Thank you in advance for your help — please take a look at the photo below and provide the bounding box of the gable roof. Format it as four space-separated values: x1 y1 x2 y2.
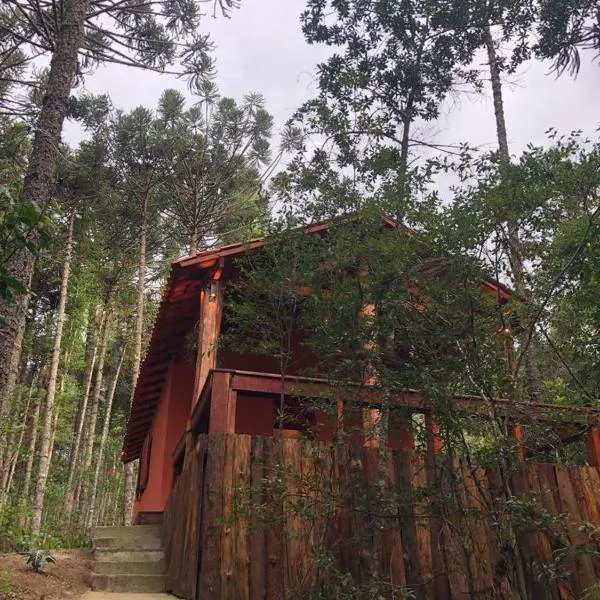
122 216 511 461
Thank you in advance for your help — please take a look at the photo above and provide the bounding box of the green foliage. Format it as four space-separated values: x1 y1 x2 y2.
0 568 15 599
296 0 485 220
0 187 53 302
26 549 55 573
584 581 600 600
534 0 600 75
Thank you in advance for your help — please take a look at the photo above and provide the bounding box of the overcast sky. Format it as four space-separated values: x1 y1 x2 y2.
63 0 600 166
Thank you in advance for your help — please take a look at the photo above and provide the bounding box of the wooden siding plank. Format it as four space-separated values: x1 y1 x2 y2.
233 435 251 600
555 464 596 597
381 450 406 591
220 434 236 599
249 436 266 600
411 452 435 600
197 434 226 600
264 436 284 600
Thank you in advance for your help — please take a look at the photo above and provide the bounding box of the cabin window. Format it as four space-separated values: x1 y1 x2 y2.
137 436 152 497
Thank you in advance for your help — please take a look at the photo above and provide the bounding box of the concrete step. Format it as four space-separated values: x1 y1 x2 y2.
82 593 173 599
92 525 161 541
94 550 164 563
92 526 162 552
94 536 162 551
91 573 166 593
93 559 165 576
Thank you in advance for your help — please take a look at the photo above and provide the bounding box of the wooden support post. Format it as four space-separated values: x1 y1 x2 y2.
209 371 237 434
362 408 381 448
335 399 344 438
360 303 382 448
511 422 525 462
390 409 414 452
192 276 224 408
425 413 442 457
586 425 600 466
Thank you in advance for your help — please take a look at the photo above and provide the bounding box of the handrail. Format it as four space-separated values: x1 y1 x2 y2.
173 368 600 468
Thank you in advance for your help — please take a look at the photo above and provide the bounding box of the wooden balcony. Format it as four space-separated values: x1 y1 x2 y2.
171 368 600 470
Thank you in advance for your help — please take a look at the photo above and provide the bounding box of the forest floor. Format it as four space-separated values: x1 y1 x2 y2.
0 550 91 599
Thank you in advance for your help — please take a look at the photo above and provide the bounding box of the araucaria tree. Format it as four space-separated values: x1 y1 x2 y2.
158 86 274 253
0 0 235 457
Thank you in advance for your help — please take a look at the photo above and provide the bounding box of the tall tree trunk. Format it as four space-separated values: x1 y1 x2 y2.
31 207 76 536
81 292 114 474
22 386 41 503
0 269 33 482
87 345 125 529
47 407 60 476
1 373 36 506
75 289 115 527
485 27 542 402
485 28 510 165
0 0 89 423
0 393 20 508
59 345 71 393
123 193 149 525
190 205 198 255
64 306 104 519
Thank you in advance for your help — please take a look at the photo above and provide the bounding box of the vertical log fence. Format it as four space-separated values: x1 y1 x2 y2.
163 433 600 600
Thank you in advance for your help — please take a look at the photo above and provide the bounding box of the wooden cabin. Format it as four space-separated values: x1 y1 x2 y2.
122 217 600 526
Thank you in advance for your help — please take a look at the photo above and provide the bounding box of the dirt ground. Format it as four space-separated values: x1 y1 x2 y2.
0 550 91 600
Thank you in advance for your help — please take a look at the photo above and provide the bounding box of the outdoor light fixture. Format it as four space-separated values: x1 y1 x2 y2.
209 279 219 300
209 265 223 300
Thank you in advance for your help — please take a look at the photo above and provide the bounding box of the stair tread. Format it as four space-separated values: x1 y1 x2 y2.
94 551 164 560
91 527 165 592
92 571 164 579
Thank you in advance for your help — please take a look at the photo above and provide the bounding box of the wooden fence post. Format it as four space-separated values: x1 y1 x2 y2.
425 413 442 457
511 422 525 462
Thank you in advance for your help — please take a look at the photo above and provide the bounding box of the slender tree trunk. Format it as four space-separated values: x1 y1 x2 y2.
0 269 33 482
74 308 112 525
190 206 198 255
81 293 114 473
65 306 104 518
4 426 25 503
22 388 41 502
485 27 542 402
66 309 102 501
87 345 125 529
485 28 510 165
47 407 60 475
31 208 76 536
123 193 149 525
75 289 115 528
0 396 20 507
0 0 90 421
485 27 539 600
112 471 123 525
59 345 71 393
1 374 36 505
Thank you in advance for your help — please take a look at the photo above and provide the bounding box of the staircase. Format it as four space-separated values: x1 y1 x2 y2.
91 525 166 593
